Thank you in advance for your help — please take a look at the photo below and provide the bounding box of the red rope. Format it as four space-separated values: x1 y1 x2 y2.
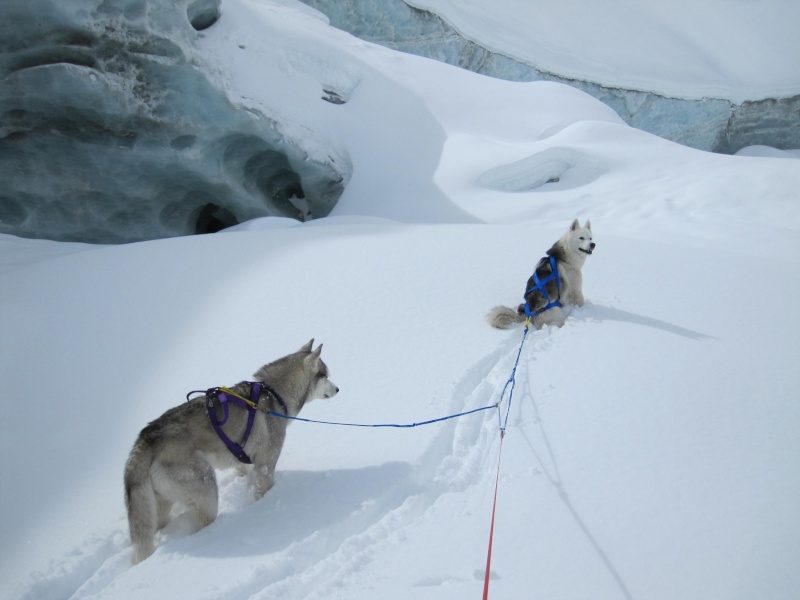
482 431 505 600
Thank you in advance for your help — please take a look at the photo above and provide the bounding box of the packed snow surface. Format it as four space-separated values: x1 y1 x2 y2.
1 1 799 599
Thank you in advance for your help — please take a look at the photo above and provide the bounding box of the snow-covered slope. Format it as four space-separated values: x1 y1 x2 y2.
1 1 799 599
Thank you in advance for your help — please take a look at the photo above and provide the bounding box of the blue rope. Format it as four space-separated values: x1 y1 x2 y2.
191 329 530 432
496 325 530 433
264 402 498 428
262 326 529 432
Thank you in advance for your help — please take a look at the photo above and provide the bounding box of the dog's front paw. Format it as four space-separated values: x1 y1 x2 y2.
252 467 275 499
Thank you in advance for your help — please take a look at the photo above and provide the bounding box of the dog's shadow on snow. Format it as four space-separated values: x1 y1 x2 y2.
576 304 715 340
515 355 637 600
167 461 413 559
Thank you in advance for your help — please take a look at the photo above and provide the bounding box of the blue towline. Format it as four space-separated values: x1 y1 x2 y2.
194 329 528 432
264 328 528 431
264 402 500 428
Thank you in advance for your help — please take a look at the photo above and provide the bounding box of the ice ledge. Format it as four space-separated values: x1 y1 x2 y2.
407 0 800 104
301 0 799 153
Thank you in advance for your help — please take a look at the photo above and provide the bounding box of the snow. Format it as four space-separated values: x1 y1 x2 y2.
2 1 800 599
409 0 800 102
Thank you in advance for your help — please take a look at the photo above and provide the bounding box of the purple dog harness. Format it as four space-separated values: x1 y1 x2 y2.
199 383 288 464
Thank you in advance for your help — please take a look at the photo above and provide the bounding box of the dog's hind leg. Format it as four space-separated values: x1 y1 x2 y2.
152 453 219 530
155 494 174 530
533 306 567 329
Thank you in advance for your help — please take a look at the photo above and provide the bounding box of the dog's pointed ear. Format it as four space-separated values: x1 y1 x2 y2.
304 344 322 369
570 218 580 231
585 219 592 230
299 339 314 353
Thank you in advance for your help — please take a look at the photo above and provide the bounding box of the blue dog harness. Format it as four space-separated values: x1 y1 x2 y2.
192 383 288 464
524 255 562 319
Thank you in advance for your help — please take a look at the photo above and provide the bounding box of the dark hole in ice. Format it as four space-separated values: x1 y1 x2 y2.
0 196 29 228
244 150 305 214
187 1 221 31
193 203 238 234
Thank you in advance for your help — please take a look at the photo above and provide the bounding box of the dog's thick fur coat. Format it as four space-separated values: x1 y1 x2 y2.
487 219 595 329
124 340 338 564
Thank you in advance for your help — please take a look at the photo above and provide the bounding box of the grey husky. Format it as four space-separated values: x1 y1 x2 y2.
124 340 338 564
486 219 595 329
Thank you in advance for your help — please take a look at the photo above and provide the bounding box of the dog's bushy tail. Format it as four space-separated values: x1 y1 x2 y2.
486 305 526 329
124 441 157 564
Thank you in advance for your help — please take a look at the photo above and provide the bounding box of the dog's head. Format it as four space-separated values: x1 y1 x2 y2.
567 218 595 256
254 340 339 406
300 340 339 400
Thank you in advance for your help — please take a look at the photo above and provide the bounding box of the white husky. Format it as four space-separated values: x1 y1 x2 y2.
487 219 595 329
124 340 338 563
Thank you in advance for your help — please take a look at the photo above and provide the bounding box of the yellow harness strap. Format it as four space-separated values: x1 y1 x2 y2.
219 387 259 410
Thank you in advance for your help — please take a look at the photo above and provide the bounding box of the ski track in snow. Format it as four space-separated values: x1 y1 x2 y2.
12 295 721 600
14 313 584 600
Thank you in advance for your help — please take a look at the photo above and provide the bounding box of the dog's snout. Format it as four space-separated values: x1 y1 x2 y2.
590 242 596 249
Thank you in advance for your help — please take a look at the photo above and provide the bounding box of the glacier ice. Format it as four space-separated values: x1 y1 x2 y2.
300 0 800 154
0 0 346 243
477 148 606 193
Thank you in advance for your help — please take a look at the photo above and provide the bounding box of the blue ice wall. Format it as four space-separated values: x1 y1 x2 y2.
0 0 345 243
301 0 799 154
